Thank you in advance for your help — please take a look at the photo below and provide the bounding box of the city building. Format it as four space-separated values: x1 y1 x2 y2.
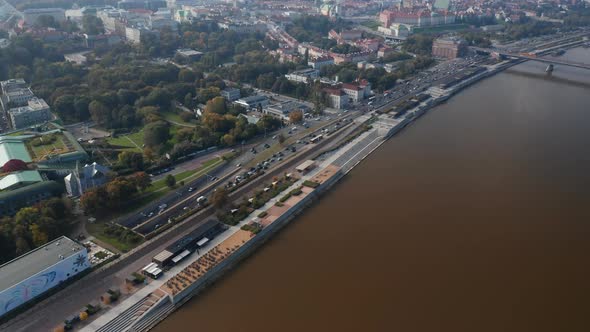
8 98 52 129
64 162 110 197
64 52 90 65
0 236 89 318
0 180 63 216
84 33 122 49
379 9 455 27
217 21 267 33
175 48 203 61
264 101 310 121
0 79 35 111
285 68 320 83
432 37 468 59
324 88 348 109
221 88 241 102
378 23 412 38
23 8 66 25
149 9 178 31
233 95 269 109
308 56 334 70
0 131 88 216
342 83 364 103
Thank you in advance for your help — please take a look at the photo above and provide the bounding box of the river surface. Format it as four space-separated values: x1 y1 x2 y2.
154 49 590 332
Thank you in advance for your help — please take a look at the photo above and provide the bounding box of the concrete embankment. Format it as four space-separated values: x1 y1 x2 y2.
99 61 522 332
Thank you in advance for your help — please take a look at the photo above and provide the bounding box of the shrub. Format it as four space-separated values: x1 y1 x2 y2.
302 180 320 188
258 211 268 218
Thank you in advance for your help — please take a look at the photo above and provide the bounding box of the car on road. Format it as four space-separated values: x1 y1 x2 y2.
188 187 194 192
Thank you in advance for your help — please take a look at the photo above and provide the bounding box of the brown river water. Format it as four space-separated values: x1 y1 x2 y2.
153 49 590 332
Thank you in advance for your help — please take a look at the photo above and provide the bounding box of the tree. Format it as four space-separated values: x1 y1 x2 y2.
211 188 228 209
278 134 286 145
29 224 48 247
205 96 227 114
165 174 176 188
178 69 196 82
117 151 144 171
82 15 104 35
143 121 170 148
88 100 110 127
289 110 303 123
130 172 151 191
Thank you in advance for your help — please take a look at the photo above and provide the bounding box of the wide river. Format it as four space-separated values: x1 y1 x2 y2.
154 49 590 332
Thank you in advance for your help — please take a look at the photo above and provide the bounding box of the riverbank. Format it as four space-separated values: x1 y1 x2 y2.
81 58 525 332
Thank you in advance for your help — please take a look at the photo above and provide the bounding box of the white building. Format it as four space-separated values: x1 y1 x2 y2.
234 95 269 109
308 56 334 70
8 98 52 129
285 68 319 83
324 88 348 109
378 23 412 38
0 236 89 318
0 79 35 111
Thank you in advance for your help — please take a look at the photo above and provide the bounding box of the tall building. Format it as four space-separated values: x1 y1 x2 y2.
0 236 89 318
432 37 468 59
0 79 35 111
8 98 52 129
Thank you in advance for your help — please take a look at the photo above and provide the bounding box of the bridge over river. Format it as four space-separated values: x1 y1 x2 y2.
472 35 590 71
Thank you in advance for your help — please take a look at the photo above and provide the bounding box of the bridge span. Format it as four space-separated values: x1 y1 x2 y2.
472 41 590 71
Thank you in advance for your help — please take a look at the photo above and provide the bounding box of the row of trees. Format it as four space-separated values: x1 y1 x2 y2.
80 172 151 215
0 198 73 264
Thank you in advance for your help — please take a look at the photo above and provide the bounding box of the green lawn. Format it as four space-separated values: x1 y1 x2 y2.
107 130 144 152
86 222 144 253
162 110 196 126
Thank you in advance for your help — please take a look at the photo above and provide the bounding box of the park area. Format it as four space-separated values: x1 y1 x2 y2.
106 130 145 152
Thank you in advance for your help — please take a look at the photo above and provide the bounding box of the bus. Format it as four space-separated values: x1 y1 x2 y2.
368 96 376 102
310 135 323 143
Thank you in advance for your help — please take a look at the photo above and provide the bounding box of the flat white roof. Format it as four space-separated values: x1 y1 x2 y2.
196 237 209 247
153 250 174 263
0 236 85 292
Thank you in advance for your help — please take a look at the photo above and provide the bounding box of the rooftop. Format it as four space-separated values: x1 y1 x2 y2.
0 170 43 191
0 236 86 292
0 136 32 166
